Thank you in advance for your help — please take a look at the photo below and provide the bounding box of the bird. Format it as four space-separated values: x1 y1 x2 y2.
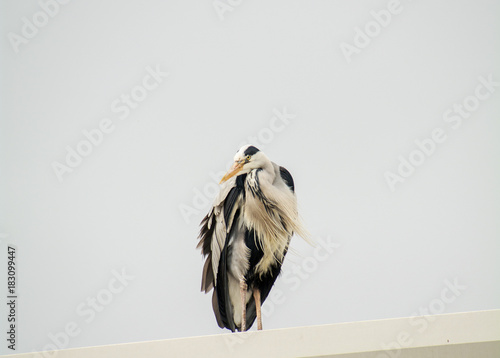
197 144 309 332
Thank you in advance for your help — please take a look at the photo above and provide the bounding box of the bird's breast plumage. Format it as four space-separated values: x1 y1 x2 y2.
241 166 296 276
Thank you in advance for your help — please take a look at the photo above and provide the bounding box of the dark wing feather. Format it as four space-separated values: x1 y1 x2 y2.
279 166 295 192
242 229 263 330
243 229 290 330
201 257 213 292
198 213 215 293
243 261 289 331
223 175 246 224
198 174 247 331
258 244 289 303
197 213 214 256
216 242 236 332
212 291 224 328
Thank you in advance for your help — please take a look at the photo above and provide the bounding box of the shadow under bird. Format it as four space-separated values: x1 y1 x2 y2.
197 145 309 332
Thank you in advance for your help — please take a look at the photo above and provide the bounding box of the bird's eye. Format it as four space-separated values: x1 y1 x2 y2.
246 155 251 161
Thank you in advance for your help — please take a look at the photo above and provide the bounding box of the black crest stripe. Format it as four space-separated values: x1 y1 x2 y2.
243 146 260 156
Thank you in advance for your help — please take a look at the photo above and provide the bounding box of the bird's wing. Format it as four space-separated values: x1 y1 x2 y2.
197 175 246 293
278 165 295 192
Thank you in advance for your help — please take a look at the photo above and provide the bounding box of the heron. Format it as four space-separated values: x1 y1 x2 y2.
197 144 309 332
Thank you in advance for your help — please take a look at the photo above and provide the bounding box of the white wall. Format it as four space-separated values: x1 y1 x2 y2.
4 310 500 358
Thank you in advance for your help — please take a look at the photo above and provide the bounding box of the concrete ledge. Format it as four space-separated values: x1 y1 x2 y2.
7 309 500 358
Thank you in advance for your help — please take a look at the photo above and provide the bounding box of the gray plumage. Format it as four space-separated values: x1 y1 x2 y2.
197 145 309 331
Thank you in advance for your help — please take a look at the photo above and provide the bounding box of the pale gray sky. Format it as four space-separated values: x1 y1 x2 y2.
0 0 499 354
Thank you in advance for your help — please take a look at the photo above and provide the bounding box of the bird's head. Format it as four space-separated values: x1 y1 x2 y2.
220 145 267 183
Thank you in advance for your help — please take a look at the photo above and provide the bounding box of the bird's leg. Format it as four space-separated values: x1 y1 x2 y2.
253 288 262 330
240 279 247 332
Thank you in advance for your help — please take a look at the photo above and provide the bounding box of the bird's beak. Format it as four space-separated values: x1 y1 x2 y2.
220 161 245 184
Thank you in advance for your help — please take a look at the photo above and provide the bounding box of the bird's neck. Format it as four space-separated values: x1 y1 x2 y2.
255 160 275 184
